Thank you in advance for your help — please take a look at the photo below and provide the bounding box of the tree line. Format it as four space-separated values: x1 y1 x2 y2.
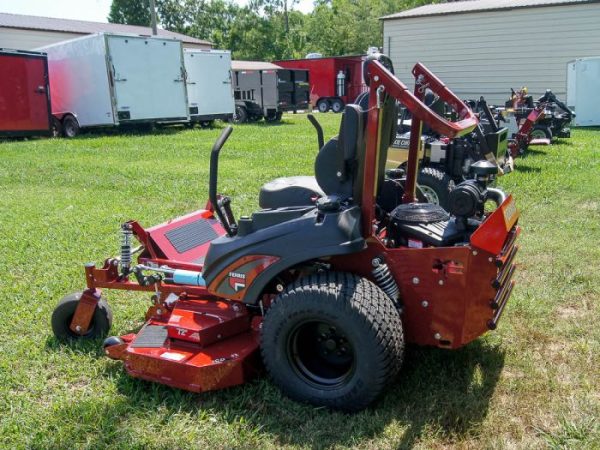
109 0 437 61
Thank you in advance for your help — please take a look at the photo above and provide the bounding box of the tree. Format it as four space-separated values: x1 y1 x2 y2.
305 0 438 57
108 0 151 26
107 0 439 59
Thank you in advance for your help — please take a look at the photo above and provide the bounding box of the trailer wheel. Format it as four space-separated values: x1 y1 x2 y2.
266 112 282 123
200 120 214 129
531 126 552 141
331 98 344 113
317 99 330 113
261 272 404 411
233 106 248 124
51 292 112 341
417 167 455 209
62 115 80 138
51 117 62 138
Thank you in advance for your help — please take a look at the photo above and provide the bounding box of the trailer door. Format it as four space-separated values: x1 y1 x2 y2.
261 70 279 116
185 51 234 118
573 59 600 126
0 53 50 134
107 35 188 121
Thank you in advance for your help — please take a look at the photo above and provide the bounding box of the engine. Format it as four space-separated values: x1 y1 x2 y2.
385 161 506 248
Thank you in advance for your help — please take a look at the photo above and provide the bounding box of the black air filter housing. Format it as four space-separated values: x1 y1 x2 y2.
388 203 457 247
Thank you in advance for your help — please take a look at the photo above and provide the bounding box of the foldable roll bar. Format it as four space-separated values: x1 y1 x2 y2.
361 60 478 235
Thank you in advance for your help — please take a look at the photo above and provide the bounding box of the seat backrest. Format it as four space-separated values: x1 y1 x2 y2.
313 94 398 206
314 104 366 201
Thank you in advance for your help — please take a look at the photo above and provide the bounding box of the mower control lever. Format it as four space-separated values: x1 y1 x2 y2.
307 114 324 150
209 126 237 237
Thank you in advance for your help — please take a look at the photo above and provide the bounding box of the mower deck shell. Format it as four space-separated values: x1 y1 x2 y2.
108 300 261 393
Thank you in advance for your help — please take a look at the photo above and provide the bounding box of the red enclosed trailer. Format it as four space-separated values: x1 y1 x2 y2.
275 55 366 113
0 49 52 138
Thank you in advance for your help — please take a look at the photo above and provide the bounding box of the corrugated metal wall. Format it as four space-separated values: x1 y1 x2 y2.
0 28 82 50
383 3 600 104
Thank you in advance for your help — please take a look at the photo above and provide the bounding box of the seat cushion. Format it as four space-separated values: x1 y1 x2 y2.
259 176 324 209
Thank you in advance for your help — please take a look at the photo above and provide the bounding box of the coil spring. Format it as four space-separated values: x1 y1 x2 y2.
120 224 133 275
372 258 400 301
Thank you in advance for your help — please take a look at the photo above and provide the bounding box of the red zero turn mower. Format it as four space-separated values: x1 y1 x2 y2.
52 54 520 411
507 102 547 156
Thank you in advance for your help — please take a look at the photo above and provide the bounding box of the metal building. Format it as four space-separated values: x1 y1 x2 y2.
0 12 211 50
382 0 600 104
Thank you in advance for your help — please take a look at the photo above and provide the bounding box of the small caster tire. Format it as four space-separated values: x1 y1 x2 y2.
103 336 124 349
51 292 112 341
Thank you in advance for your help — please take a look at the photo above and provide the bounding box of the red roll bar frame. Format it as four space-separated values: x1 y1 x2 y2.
361 61 478 236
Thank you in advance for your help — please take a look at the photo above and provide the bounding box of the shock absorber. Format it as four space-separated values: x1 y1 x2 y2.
120 223 133 276
371 257 400 302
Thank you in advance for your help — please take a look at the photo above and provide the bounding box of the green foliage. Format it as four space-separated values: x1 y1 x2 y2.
108 0 439 59
108 0 151 26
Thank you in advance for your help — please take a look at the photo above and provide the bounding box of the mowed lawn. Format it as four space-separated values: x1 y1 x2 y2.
0 114 598 449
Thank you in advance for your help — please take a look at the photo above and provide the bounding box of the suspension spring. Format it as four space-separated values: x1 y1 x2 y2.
372 257 400 301
120 224 133 275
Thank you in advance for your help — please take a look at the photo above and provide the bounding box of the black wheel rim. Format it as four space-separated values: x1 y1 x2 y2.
287 320 356 389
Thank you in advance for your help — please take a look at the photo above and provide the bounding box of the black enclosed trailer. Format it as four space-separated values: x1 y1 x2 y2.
231 61 309 123
277 69 310 113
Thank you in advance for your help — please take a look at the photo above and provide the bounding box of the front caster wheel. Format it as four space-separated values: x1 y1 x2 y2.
261 272 404 411
51 292 112 341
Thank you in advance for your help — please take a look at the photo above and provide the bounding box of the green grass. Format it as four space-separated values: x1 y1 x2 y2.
0 114 599 449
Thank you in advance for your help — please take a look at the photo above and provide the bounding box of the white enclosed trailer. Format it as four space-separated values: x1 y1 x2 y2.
38 33 189 136
567 57 600 127
183 49 234 125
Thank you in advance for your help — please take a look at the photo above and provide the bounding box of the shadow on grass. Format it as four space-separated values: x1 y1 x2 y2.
552 139 574 146
515 164 542 174
44 335 108 357
523 147 548 156
50 339 503 448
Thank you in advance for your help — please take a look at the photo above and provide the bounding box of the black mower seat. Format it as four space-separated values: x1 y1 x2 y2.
258 104 366 210
259 176 324 209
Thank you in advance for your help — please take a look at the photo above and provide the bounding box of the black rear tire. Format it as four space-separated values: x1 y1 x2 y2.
51 292 112 341
62 115 80 138
417 167 455 209
261 272 404 411
530 126 552 141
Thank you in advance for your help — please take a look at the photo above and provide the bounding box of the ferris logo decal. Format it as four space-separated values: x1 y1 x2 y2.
228 271 247 292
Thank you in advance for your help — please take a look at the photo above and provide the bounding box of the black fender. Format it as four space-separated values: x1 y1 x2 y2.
202 206 365 304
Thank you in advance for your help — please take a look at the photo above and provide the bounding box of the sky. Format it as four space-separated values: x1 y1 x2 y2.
0 0 315 22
